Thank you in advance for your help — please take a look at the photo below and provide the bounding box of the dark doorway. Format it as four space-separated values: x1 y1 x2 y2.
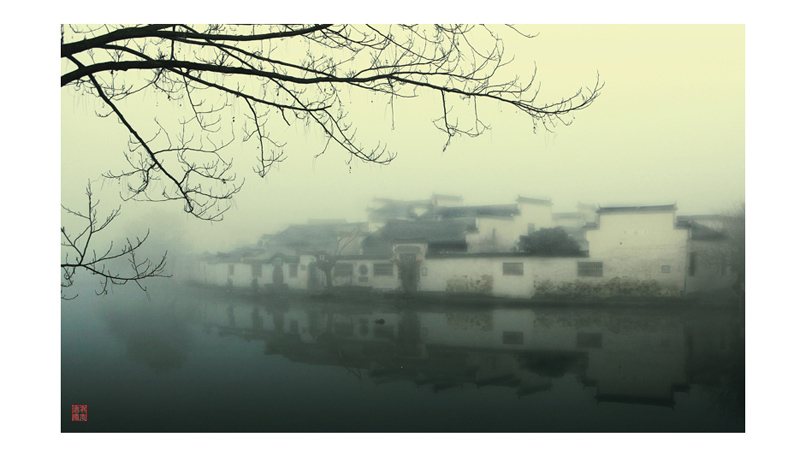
272 264 284 285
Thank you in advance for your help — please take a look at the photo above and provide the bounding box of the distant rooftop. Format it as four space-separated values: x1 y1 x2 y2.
379 218 477 243
553 212 586 220
368 199 434 221
372 197 433 206
676 215 728 240
307 218 347 224
596 204 677 214
421 204 520 219
517 196 553 206
272 222 367 251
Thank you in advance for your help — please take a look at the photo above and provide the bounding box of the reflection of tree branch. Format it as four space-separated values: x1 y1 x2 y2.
61 182 170 299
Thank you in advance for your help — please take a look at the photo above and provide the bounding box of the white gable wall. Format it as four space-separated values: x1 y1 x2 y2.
586 211 688 291
516 202 554 233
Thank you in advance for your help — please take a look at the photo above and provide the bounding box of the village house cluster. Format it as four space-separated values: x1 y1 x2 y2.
185 194 736 300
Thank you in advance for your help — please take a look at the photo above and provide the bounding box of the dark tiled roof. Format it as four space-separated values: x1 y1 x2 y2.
360 234 393 256
517 196 553 206
368 199 434 221
675 215 728 239
677 214 722 222
689 223 727 240
272 223 366 251
428 251 588 259
597 204 677 214
432 193 463 203
379 219 477 243
373 197 432 205
421 204 520 219
244 253 300 264
209 246 265 263
553 212 586 220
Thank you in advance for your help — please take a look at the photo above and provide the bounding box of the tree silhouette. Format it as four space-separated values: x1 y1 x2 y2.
518 227 581 256
61 182 169 299
61 24 602 295
62 24 602 220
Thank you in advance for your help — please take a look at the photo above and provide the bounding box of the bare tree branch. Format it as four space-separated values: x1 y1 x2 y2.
62 24 602 224
61 182 170 299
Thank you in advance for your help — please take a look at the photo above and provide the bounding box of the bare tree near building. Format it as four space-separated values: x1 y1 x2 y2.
311 225 366 290
61 182 169 299
62 24 602 293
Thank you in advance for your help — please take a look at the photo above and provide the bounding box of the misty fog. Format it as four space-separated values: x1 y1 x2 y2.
58 23 747 442
61 25 744 259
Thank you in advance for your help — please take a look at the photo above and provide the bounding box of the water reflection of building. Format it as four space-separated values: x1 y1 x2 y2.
197 300 740 408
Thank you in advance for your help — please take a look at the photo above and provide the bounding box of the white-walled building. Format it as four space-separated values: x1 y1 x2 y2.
584 204 689 294
188 199 735 301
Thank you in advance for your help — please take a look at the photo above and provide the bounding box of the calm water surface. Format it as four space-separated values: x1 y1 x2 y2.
62 284 744 432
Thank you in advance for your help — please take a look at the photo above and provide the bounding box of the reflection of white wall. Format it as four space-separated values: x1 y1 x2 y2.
585 324 686 401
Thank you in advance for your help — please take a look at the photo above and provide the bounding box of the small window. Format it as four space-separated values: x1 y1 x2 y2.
374 263 394 276
359 264 369 276
228 264 235 276
578 262 603 277
503 331 524 345
577 332 603 349
503 262 524 276
334 262 354 277
251 263 263 278
688 252 697 276
661 265 671 274
289 263 298 278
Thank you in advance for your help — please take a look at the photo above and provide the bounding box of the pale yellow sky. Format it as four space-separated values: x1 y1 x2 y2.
61 25 744 253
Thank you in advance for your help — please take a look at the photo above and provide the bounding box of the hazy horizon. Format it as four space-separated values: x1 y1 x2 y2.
61 24 744 254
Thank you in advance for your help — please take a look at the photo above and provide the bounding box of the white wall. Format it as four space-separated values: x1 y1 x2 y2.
516 201 554 232
198 255 319 290
331 259 401 290
420 256 584 298
586 211 688 292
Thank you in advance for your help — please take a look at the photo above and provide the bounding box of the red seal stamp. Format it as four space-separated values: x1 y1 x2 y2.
71 405 87 421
